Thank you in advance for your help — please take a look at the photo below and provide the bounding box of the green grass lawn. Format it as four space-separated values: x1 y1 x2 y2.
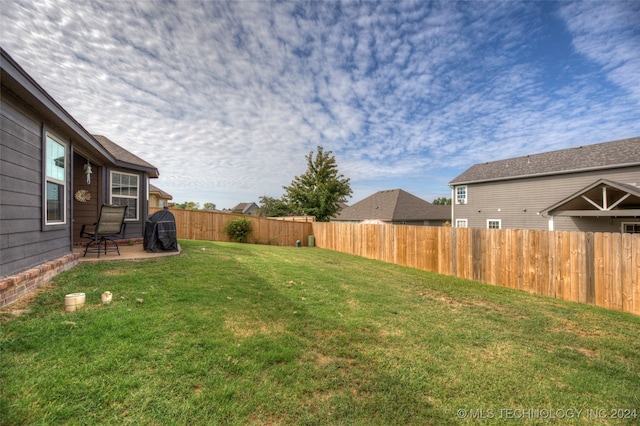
1 240 639 425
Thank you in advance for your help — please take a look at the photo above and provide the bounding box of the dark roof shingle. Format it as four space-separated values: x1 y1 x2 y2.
149 184 172 199
93 135 159 178
449 137 640 185
334 189 450 222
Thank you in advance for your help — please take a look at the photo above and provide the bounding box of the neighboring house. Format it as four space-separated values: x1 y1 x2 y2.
1 48 158 305
231 202 259 215
448 137 640 232
332 189 451 226
149 184 173 208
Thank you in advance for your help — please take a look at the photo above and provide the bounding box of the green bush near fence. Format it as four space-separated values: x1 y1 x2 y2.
223 217 253 242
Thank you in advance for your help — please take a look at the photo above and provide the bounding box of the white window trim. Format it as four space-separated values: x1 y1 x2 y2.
456 185 467 205
44 132 67 226
455 219 468 228
621 222 640 234
110 171 140 221
487 219 501 229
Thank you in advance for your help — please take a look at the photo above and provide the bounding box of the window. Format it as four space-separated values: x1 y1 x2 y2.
487 219 501 229
110 171 139 220
622 223 640 234
456 186 467 204
45 133 66 224
455 219 468 228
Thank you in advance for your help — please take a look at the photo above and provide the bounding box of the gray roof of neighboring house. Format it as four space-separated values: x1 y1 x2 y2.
149 184 173 200
232 202 258 214
93 135 159 178
449 137 640 185
334 189 450 222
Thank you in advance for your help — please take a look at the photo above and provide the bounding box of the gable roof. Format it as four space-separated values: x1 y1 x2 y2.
232 202 258 214
334 189 450 222
542 178 640 217
449 137 640 185
93 135 159 178
149 184 173 200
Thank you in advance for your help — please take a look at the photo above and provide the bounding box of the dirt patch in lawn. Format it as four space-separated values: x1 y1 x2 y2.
225 316 286 337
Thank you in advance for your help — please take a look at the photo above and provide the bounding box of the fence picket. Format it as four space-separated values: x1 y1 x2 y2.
633 234 640 315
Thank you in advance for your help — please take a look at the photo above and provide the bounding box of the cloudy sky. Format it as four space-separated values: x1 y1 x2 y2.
2 1 639 209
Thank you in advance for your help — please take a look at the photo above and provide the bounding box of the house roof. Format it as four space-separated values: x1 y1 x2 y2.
334 189 450 222
2 48 110 165
232 202 258 214
449 137 640 185
149 184 173 200
93 135 159 178
1 48 158 178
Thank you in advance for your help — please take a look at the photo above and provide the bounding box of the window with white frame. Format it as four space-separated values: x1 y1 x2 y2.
455 219 468 228
456 186 467 204
45 133 66 225
110 171 139 220
487 219 501 229
622 222 640 233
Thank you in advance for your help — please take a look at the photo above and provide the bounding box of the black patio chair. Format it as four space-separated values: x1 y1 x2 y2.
80 204 128 257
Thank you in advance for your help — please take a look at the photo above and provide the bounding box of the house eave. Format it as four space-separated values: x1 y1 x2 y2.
1 48 114 165
549 209 640 217
448 163 640 187
112 160 160 178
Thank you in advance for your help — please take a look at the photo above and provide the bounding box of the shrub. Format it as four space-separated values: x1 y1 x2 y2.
224 217 253 242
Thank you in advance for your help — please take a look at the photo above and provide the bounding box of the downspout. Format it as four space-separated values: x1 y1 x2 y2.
450 186 455 226
103 167 109 205
69 144 75 251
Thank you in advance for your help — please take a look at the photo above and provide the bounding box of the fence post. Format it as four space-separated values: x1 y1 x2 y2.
585 232 595 305
451 227 457 278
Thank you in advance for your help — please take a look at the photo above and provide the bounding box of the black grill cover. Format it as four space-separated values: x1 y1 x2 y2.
144 209 178 252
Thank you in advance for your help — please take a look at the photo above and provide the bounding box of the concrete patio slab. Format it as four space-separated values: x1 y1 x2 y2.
74 244 181 262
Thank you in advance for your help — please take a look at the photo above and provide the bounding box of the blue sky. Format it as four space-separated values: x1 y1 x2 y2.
1 0 639 209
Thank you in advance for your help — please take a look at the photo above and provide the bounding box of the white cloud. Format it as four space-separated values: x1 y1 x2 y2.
1 0 638 207
558 0 640 104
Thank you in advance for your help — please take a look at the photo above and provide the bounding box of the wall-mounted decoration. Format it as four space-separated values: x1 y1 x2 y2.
83 161 92 184
74 189 91 203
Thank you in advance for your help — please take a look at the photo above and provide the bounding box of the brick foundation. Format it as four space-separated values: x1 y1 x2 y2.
0 253 80 308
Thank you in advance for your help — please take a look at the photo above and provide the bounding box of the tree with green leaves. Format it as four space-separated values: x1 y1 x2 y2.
257 195 292 217
432 197 451 205
283 146 352 222
174 201 200 210
203 202 217 211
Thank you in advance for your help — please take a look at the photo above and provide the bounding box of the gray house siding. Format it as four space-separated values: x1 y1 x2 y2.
1 88 72 277
2 48 159 280
452 166 640 232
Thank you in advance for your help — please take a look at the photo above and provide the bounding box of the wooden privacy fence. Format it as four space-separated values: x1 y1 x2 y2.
150 208 313 247
268 216 316 222
311 223 640 316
